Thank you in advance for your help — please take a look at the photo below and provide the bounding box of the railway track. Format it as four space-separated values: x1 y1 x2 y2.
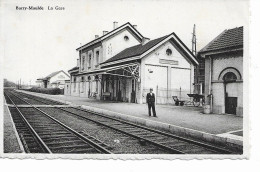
6 90 237 154
4 90 112 154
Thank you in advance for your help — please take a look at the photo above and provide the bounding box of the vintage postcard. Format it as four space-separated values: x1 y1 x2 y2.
0 0 249 159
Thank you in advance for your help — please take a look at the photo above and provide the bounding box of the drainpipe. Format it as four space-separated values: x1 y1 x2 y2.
209 56 213 113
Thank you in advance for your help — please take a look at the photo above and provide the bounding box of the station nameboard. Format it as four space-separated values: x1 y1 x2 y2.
159 59 179 65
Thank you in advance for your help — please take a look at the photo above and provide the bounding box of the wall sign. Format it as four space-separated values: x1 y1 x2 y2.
159 59 178 65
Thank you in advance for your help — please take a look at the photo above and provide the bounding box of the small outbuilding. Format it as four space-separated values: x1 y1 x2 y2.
198 26 243 116
36 70 70 89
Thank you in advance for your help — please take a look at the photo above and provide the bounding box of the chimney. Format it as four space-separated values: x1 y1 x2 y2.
113 21 118 29
142 37 150 45
103 31 108 35
77 59 80 67
133 25 137 29
95 35 99 39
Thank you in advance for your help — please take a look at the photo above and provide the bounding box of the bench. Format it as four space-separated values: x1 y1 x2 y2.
102 92 111 99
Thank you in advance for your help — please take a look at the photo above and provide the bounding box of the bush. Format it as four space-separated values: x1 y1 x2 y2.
27 87 64 95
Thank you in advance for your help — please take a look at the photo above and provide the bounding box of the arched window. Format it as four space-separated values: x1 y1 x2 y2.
218 67 242 81
223 72 237 82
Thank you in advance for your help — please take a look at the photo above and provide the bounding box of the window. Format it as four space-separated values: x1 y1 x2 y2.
73 77 76 91
82 57 85 70
88 54 92 69
81 77 84 93
166 48 172 56
124 35 129 41
95 51 99 68
223 72 237 82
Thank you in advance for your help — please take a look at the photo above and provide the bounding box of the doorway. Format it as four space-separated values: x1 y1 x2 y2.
130 79 136 103
224 72 238 115
116 79 122 101
225 97 237 114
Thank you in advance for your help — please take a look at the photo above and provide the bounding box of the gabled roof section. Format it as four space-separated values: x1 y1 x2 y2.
38 70 70 80
199 26 243 53
76 22 144 51
101 35 169 64
101 32 198 66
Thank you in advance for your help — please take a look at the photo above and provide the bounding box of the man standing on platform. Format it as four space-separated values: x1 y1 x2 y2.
146 88 157 117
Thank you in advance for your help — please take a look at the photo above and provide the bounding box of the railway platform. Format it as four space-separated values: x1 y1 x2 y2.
3 99 24 153
16 90 243 147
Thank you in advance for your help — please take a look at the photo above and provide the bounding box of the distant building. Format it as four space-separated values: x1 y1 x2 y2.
197 26 243 116
36 70 70 89
66 22 198 104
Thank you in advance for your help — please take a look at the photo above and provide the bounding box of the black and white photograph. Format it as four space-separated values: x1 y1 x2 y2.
0 0 256 163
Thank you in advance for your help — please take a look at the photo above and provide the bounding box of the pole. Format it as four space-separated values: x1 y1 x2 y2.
192 24 197 55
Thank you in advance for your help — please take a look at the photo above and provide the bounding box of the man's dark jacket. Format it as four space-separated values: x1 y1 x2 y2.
146 93 155 103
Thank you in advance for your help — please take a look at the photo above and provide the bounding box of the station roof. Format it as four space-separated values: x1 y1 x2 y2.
199 26 243 54
101 32 198 66
101 35 169 64
37 70 69 81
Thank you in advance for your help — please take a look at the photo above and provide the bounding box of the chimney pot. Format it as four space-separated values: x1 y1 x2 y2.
103 31 108 35
95 35 99 39
113 21 118 29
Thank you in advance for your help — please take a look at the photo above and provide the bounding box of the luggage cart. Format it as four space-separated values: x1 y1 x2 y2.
186 94 205 107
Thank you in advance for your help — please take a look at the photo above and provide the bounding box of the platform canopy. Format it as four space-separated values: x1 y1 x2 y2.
103 62 140 81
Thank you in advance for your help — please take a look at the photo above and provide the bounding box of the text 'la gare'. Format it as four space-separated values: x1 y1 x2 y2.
48 6 65 10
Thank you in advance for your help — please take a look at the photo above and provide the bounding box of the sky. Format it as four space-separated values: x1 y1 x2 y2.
1 0 249 85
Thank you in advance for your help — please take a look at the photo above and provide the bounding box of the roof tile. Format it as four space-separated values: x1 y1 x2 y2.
199 26 243 53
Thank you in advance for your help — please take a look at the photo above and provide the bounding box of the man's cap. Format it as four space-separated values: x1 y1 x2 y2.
150 88 153 90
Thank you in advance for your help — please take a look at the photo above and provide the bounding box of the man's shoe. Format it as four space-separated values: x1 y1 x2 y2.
153 116 157 118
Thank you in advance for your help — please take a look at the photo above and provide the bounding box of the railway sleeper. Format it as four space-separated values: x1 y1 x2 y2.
35 131 71 136
41 136 76 142
39 134 76 139
49 144 92 150
46 140 85 146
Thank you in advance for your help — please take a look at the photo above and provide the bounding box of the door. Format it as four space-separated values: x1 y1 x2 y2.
131 79 136 103
225 97 237 115
116 79 122 101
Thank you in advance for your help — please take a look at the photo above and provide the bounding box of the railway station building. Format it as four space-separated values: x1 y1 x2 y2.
65 22 198 104
197 26 243 116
